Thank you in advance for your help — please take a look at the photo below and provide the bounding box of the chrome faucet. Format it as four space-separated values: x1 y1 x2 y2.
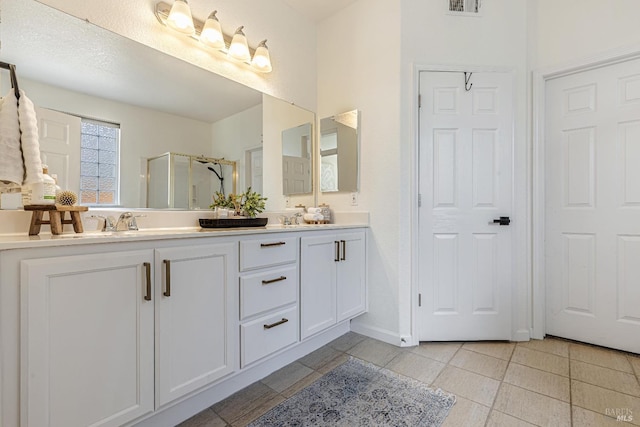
115 212 144 231
90 215 116 232
290 212 303 225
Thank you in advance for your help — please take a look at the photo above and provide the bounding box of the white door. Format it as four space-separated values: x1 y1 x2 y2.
545 58 640 354
282 155 310 195
35 107 81 195
418 71 514 341
246 147 263 194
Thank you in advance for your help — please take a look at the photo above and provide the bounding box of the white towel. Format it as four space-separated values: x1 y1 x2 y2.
303 213 324 222
0 91 24 186
18 90 44 185
307 207 322 214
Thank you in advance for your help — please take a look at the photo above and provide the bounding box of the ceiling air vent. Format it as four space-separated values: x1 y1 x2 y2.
449 0 481 14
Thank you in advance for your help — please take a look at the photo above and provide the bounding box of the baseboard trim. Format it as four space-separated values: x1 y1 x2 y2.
512 328 530 342
350 321 403 347
131 322 350 427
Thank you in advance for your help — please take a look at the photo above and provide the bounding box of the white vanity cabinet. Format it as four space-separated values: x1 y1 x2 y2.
1 225 367 427
154 243 237 407
300 230 366 340
239 235 299 367
18 239 238 427
20 250 156 427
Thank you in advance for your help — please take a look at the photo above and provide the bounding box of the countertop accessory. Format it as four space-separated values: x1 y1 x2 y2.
55 190 78 206
199 217 268 229
24 204 89 235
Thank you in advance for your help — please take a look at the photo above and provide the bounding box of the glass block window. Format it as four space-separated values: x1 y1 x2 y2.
80 119 120 205
449 0 480 13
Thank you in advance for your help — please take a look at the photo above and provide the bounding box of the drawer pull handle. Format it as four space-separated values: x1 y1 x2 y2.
143 262 152 301
262 276 287 285
163 259 171 297
341 240 346 261
335 241 340 262
261 241 286 247
264 318 289 329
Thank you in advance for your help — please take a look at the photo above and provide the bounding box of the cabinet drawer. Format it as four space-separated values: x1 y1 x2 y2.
240 236 297 271
240 265 298 320
241 306 298 367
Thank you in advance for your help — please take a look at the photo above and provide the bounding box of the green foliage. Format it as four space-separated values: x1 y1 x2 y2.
209 187 267 218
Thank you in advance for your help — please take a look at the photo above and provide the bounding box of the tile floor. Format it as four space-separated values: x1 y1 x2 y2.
179 333 640 426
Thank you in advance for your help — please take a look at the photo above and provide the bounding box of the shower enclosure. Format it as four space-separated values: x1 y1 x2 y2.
147 152 236 209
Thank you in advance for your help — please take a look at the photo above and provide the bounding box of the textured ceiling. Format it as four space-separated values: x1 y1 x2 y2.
1 1 262 123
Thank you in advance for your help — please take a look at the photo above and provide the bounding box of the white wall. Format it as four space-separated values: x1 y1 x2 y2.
317 0 530 343
262 95 315 211
19 78 214 208
317 0 403 341
211 104 263 193
532 0 640 70
36 0 317 111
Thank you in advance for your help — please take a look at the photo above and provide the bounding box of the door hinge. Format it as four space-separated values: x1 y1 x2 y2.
418 193 422 207
418 293 422 307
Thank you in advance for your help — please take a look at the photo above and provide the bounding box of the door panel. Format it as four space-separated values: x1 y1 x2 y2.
35 107 81 195
155 243 237 407
545 57 640 353
419 71 514 341
21 251 154 427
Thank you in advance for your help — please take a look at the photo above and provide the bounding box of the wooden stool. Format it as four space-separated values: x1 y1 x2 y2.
24 205 89 235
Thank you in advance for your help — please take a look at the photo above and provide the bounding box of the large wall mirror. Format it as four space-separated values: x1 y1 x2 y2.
320 110 360 192
1 0 315 210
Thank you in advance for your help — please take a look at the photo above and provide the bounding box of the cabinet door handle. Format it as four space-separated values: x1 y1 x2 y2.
143 262 152 301
335 241 340 262
262 276 287 285
163 259 171 297
263 318 289 329
340 240 346 261
261 241 286 247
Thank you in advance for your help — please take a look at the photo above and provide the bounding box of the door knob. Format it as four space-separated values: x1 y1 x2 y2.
491 216 511 226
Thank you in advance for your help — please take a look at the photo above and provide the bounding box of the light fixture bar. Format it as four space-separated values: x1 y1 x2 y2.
154 1 256 60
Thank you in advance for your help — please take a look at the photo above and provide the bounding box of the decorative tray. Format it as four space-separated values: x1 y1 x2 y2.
199 218 268 228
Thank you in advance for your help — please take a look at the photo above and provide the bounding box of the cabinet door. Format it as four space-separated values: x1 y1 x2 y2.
21 250 154 427
336 231 367 322
155 243 237 407
300 235 337 339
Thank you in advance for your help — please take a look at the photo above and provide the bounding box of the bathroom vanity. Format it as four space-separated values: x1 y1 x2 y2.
0 224 367 427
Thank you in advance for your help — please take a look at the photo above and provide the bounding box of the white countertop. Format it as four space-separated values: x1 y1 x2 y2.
0 223 369 250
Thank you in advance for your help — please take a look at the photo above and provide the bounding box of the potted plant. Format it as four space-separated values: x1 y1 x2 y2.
209 187 267 218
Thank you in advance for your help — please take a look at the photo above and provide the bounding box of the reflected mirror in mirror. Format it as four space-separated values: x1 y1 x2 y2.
282 123 312 195
320 110 360 192
1 0 315 210
147 153 236 210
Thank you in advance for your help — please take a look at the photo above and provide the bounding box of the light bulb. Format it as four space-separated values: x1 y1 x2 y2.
201 11 224 49
228 26 251 62
251 40 272 73
166 0 195 35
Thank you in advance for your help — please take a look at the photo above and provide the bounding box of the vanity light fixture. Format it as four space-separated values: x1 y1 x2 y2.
227 26 251 62
155 1 272 73
251 40 272 73
200 11 224 48
166 0 195 35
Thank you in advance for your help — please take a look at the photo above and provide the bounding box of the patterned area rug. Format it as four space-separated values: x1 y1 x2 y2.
248 357 456 426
